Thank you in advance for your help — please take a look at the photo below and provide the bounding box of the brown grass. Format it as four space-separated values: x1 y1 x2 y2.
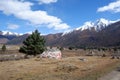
0 56 119 80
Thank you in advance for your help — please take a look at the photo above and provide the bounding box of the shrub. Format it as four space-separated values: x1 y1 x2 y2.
68 47 73 50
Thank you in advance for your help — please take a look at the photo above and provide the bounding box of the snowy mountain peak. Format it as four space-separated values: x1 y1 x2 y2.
62 29 73 36
93 18 110 31
77 18 118 31
62 18 119 36
76 21 94 31
95 18 110 26
0 31 22 36
96 18 110 25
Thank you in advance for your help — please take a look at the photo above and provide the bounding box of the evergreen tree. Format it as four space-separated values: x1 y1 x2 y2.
19 30 46 56
59 47 64 51
2 44 6 52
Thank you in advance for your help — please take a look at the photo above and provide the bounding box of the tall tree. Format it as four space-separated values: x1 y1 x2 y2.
19 30 46 56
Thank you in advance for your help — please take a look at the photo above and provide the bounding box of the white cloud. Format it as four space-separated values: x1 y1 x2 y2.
97 0 120 13
37 0 57 4
7 24 19 30
48 22 69 30
0 0 70 30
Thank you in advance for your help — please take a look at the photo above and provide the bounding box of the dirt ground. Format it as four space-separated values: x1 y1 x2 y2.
0 55 119 80
98 70 120 80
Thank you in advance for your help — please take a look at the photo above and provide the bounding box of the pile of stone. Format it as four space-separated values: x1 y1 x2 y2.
41 48 62 59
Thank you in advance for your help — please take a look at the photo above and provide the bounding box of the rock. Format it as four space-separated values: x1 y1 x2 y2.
79 58 87 61
41 49 62 59
55 64 78 73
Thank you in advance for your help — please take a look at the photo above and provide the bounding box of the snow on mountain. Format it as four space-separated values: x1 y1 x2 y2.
1 31 22 36
62 29 73 36
0 18 119 37
62 21 94 36
76 21 94 31
76 18 118 31
94 18 111 31
62 18 119 36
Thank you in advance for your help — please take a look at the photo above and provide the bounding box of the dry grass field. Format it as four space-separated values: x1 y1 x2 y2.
0 45 20 50
0 45 120 80
0 55 120 80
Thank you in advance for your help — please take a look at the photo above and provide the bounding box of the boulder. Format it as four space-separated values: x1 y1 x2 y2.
41 49 62 59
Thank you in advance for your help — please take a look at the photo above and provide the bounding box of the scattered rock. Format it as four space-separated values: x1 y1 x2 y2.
111 56 120 59
34 57 42 61
79 58 87 61
116 67 120 71
55 64 78 73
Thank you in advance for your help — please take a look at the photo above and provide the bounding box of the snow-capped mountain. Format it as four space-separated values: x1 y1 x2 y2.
76 21 94 31
0 18 120 46
77 18 118 31
62 18 119 36
45 19 120 47
0 31 22 36
62 29 73 36
93 18 116 31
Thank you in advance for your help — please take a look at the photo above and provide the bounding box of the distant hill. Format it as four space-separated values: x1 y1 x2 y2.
0 38 9 44
0 31 30 45
0 34 17 44
7 34 30 45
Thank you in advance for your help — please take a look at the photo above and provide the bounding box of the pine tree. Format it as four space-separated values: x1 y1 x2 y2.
19 30 46 56
2 44 6 52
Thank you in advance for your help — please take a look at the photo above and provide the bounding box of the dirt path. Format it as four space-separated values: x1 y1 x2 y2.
98 67 120 80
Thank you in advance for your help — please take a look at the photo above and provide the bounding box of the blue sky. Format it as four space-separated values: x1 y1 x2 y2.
0 0 120 34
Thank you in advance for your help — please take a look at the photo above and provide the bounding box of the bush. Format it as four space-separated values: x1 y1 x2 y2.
68 46 75 50
102 54 106 57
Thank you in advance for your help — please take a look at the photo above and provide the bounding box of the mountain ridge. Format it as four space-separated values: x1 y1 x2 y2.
0 18 120 48
44 19 120 47
62 18 119 36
